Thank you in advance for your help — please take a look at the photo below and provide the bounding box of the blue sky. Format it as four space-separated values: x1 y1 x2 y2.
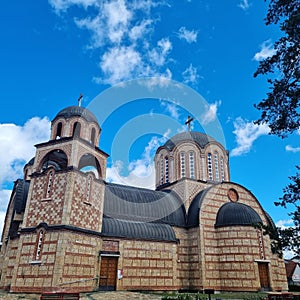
0 0 299 256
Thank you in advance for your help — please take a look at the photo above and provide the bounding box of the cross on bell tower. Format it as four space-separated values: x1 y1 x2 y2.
185 115 194 131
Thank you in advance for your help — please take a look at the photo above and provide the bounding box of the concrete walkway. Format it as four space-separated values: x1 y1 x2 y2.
0 291 163 300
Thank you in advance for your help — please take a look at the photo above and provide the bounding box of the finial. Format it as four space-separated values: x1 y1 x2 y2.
78 93 83 107
185 115 194 131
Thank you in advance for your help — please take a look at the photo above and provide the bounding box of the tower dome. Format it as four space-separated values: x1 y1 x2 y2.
50 105 101 146
155 131 230 187
54 106 99 124
161 131 217 152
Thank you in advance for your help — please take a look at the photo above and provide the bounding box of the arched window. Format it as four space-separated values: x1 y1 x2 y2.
72 122 81 138
165 156 169 183
220 156 225 181
214 152 219 181
207 153 213 180
85 174 93 204
45 169 54 198
180 152 186 178
189 151 195 179
34 229 45 261
56 122 62 139
91 128 96 144
160 156 164 185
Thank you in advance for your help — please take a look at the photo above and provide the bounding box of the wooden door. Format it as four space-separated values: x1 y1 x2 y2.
258 262 270 290
99 257 118 291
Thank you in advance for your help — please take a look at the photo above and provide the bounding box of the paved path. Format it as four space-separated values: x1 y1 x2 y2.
0 291 163 300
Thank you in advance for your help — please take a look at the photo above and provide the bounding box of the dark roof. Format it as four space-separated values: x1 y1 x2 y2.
102 183 186 241
53 106 99 124
24 157 35 168
160 131 217 152
103 183 186 226
14 179 29 214
186 188 210 228
215 202 262 228
285 261 297 278
102 218 177 242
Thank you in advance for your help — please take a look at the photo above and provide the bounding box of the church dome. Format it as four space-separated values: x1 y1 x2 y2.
54 106 99 124
215 202 262 228
159 131 217 152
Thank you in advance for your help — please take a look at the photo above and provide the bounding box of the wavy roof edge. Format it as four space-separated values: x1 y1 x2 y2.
101 218 177 242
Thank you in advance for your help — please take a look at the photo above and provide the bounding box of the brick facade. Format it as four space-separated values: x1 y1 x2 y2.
0 106 288 293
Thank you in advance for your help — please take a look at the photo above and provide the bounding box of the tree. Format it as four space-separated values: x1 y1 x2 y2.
254 0 300 137
254 0 300 257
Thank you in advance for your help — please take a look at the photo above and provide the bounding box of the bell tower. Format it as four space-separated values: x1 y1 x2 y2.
11 105 109 293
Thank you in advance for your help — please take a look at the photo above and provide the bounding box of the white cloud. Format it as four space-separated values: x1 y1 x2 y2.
202 101 221 125
253 39 276 61
129 19 153 41
0 117 50 236
99 46 143 85
238 0 251 11
49 0 98 12
231 117 270 156
104 0 132 44
160 100 180 119
177 27 198 43
276 219 294 229
106 132 170 189
0 117 51 186
149 38 172 66
49 0 174 86
182 64 199 84
285 145 300 153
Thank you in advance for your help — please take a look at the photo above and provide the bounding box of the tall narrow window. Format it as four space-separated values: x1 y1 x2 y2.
165 156 169 183
56 122 62 139
35 229 45 261
72 122 81 138
85 174 93 203
160 156 164 185
189 151 195 179
207 153 213 180
91 128 96 144
180 152 186 178
214 152 219 181
220 156 225 181
45 169 54 198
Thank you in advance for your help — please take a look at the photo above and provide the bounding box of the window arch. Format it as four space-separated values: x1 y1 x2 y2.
220 156 225 181
91 127 96 144
180 152 186 178
165 156 169 183
189 151 195 179
207 153 213 180
78 153 101 179
72 121 81 138
56 122 62 138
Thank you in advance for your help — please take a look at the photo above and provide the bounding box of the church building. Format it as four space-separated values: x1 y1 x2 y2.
0 105 288 293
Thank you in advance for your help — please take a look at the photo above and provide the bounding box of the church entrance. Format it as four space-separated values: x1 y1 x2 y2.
99 256 118 291
258 262 270 290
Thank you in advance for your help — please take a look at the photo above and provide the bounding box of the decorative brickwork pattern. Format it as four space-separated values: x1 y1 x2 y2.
25 172 67 227
69 173 104 231
117 240 178 291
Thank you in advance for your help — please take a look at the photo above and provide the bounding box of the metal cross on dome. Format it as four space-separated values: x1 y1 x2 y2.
185 115 194 131
78 93 83 107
